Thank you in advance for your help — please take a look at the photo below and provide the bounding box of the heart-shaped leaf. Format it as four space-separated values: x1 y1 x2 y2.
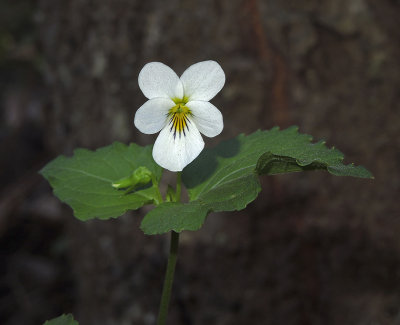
40 142 162 220
141 127 372 234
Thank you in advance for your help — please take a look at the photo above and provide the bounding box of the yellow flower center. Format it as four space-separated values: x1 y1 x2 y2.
168 98 192 139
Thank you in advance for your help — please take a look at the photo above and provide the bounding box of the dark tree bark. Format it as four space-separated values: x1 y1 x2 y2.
24 0 400 324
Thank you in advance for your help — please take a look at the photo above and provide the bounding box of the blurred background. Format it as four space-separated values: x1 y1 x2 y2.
0 0 399 324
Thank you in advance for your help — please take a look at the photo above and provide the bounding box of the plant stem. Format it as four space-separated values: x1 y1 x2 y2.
156 172 182 325
175 172 182 202
156 231 179 325
152 175 163 205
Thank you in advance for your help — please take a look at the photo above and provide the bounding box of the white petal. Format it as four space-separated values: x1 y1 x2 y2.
134 98 174 134
180 61 225 101
138 62 184 99
152 119 204 172
187 100 223 137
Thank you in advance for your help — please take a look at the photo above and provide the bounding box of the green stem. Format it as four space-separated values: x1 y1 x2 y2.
156 172 182 325
175 172 182 203
152 175 163 205
156 231 179 325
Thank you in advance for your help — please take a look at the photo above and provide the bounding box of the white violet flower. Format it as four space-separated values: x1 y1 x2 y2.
134 60 225 172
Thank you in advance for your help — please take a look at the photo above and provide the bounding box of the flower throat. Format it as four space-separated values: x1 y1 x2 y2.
168 99 192 139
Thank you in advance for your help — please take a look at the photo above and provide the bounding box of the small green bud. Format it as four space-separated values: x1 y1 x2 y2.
112 176 135 189
112 166 153 190
132 166 152 186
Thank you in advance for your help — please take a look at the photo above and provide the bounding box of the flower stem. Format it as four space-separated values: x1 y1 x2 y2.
175 172 182 202
151 175 163 205
156 172 182 325
156 231 179 325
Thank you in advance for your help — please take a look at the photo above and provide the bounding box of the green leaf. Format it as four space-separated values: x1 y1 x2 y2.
141 127 373 235
141 174 260 234
40 142 162 221
43 314 78 325
141 201 209 233
185 127 372 201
